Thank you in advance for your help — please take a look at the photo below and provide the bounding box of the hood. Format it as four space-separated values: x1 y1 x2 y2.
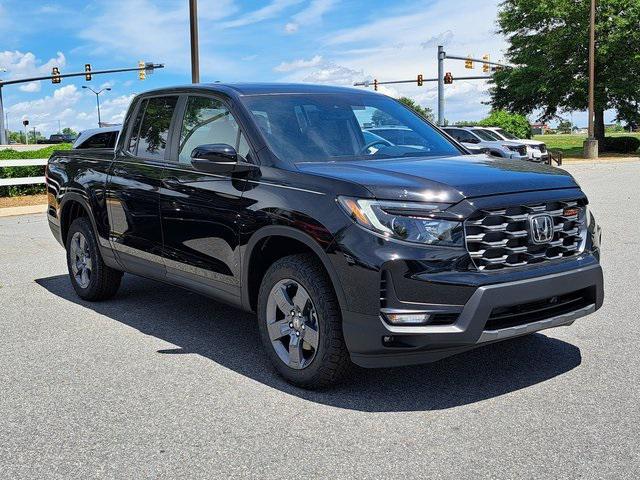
296 154 578 202
515 139 545 146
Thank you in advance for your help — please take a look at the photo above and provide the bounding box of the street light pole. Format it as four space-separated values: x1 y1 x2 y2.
189 0 200 83
584 0 598 159
437 45 445 126
0 86 6 146
82 86 111 127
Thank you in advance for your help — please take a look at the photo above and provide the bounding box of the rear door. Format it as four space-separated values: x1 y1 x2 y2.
158 94 253 303
107 95 179 278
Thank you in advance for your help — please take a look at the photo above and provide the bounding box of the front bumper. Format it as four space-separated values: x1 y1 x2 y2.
343 263 603 368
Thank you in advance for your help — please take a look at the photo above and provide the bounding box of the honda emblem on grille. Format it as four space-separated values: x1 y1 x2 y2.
529 214 554 244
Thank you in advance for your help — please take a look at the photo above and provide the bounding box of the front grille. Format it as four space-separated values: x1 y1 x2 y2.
465 200 585 270
485 288 593 331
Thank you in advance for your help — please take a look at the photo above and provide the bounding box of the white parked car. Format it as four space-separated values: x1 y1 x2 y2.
72 126 121 150
481 127 549 162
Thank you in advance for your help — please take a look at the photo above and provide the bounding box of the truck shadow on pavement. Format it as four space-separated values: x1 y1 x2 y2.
37 274 582 413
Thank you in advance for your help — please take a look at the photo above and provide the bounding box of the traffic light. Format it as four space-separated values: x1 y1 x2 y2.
482 54 490 73
444 72 453 84
138 61 146 81
417 74 423 86
51 67 61 84
373 79 378 91
465 56 473 69
85 64 92 81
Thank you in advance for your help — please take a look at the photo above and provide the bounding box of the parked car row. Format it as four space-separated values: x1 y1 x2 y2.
363 123 548 163
441 126 548 162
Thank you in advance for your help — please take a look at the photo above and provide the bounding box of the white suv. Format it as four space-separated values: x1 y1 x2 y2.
482 127 549 163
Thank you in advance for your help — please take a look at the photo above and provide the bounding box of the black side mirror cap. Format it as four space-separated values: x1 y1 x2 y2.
190 144 256 174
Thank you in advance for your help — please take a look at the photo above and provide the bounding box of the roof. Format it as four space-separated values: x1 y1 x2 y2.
207 82 374 96
137 82 379 98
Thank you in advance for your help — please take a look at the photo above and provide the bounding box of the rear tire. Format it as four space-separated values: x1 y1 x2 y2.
257 254 350 389
66 217 122 301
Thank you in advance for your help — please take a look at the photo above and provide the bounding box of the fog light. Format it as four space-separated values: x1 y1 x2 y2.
384 312 431 325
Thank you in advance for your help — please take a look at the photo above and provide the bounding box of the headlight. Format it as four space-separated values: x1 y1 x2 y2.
337 197 464 246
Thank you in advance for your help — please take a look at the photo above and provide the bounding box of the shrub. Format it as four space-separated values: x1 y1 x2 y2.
478 110 532 139
0 144 72 197
602 136 640 153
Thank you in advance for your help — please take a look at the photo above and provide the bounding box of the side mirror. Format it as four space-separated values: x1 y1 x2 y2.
190 144 256 174
468 137 481 144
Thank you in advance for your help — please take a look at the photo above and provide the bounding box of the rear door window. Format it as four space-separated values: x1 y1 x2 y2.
136 96 179 160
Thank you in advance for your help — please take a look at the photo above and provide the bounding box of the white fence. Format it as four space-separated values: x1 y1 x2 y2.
0 159 48 186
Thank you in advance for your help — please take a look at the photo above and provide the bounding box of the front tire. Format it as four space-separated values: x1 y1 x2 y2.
257 254 350 389
66 217 122 301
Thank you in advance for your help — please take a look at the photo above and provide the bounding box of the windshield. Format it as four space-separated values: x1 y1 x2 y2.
477 129 502 141
495 128 518 140
471 129 498 141
240 93 460 162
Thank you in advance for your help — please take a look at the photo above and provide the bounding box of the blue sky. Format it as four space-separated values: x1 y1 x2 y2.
0 0 611 136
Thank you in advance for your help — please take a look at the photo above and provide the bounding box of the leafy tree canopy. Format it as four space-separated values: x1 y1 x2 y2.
478 110 532 139
490 0 640 144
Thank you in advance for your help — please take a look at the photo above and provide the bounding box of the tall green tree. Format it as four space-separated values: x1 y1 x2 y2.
397 97 435 122
371 97 435 126
490 0 640 145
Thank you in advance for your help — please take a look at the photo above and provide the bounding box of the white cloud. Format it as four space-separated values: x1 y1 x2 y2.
77 0 238 76
0 50 66 93
19 82 40 93
302 62 369 86
421 30 454 48
285 0 336 34
7 85 82 133
274 55 323 72
222 0 302 28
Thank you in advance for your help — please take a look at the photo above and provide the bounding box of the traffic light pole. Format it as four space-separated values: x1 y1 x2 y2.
0 63 164 145
354 46 509 128
437 46 445 126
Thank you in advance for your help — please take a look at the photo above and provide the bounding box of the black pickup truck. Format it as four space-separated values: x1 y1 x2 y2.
46 83 604 388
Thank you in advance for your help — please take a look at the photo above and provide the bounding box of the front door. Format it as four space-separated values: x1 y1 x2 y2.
158 95 253 303
107 95 179 278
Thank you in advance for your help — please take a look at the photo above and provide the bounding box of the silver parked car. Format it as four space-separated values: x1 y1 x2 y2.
441 127 529 160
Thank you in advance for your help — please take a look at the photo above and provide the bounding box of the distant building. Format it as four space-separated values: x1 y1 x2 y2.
531 123 551 135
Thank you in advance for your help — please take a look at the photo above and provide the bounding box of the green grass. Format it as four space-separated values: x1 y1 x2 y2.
534 133 640 158
0 144 72 197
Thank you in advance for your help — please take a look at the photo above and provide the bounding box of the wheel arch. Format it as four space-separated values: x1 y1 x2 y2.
59 192 104 248
242 226 347 314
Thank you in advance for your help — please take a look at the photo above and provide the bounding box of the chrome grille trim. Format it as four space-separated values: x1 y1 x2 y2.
464 200 584 271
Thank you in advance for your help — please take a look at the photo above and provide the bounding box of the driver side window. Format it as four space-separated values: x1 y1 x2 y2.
179 96 248 164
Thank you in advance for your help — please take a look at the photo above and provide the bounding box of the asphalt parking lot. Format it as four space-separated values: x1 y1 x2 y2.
1 160 638 479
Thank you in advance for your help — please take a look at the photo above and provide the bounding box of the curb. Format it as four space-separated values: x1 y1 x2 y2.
0 204 47 218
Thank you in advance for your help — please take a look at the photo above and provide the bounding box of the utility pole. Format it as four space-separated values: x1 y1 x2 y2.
82 86 111 127
0 86 5 145
0 68 5 145
189 0 200 83
437 45 445 126
584 0 598 158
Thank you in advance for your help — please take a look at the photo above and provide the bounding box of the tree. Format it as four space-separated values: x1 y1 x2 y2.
557 120 573 134
489 0 640 146
478 110 532 138
397 97 435 122
62 127 78 136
